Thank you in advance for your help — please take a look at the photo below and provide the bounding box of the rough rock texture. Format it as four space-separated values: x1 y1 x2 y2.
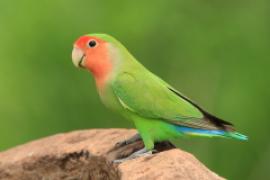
0 129 225 180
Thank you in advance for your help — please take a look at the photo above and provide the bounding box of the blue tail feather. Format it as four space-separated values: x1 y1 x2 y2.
175 125 248 141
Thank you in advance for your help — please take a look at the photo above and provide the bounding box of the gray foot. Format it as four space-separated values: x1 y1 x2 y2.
115 133 141 148
113 147 154 163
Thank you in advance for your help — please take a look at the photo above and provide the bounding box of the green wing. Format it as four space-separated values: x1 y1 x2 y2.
112 71 226 130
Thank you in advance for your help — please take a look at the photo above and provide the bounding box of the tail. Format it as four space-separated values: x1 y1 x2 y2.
168 87 248 141
175 126 248 141
225 131 248 141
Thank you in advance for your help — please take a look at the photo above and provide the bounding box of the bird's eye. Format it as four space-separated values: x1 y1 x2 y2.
88 40 97 48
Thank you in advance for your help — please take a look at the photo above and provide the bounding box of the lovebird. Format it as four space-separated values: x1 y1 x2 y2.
71 34 247 160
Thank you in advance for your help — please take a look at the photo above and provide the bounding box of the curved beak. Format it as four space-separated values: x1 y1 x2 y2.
72 47 86 68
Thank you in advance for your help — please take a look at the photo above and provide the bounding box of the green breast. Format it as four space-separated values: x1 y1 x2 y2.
98 83 124 113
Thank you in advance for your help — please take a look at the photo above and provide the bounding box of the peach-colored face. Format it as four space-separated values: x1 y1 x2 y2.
72 36 112 81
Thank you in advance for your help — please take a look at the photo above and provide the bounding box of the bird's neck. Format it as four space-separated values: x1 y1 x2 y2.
91 61 112 90
93 44 123 90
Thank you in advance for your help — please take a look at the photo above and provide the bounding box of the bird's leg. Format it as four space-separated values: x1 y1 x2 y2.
113 147 154 163
115 133 141 148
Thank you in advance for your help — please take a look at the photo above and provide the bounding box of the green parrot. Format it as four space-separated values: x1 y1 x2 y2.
71 33 247 160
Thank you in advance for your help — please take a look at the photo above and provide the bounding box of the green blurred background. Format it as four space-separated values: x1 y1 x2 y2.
0 0 269 179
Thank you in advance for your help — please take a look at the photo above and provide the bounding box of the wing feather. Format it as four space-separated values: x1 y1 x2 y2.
112 71 231 130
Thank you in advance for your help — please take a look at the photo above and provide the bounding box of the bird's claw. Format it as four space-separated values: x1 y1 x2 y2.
113 147 154 163
115 140 128 148
114 133 141 148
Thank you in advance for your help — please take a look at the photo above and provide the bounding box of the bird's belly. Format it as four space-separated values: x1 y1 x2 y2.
98 86 181 143
131 114 181 142
98 86 124 112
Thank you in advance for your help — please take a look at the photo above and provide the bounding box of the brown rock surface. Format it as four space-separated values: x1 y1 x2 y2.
0 129 225 180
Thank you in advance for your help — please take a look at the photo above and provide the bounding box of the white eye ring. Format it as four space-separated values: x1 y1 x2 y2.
87 39 98 48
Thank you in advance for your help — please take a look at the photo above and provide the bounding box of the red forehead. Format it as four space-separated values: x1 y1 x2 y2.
74 36 105 48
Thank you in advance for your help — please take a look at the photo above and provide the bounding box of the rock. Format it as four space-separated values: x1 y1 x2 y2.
0 129 225 180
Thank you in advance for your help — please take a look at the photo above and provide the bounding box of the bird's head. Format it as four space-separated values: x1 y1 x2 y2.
73 34 129 82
